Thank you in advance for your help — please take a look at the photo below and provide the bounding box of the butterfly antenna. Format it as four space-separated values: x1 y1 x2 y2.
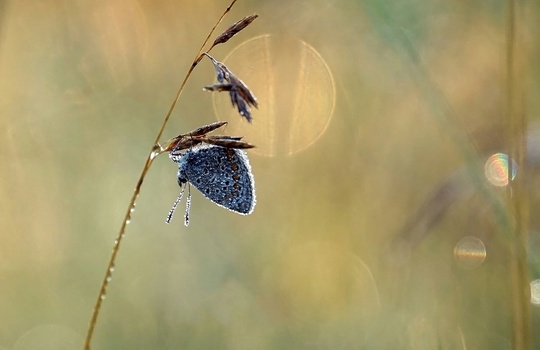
166 185 185 224
184 185 192 226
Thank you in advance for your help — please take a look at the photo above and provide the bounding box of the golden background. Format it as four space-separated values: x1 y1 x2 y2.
1 0 539 349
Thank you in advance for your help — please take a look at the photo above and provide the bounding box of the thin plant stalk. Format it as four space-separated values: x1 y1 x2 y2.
505 0 530 348
82 1 238 349
366 2 510 231
369 2 530 345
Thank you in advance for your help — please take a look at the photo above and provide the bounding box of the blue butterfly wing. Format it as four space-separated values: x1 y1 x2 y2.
178 145 255 214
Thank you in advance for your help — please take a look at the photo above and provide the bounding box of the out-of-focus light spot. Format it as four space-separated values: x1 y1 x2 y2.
453 236 486 269
484 153 517 187
531 280 540 305
213 34 336 157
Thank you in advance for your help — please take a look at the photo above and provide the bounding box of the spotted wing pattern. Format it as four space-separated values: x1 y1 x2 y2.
176 144 256 215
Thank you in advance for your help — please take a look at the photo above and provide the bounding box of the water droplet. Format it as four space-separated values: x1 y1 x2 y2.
454 236 486 269
100 294 106 300
109 266 115 273
484 153 517 187
150 144 162 159
125 218 131 225
106 276 112 283
531 280 540 305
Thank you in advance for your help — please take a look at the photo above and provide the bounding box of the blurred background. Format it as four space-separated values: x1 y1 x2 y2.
1 0 540 349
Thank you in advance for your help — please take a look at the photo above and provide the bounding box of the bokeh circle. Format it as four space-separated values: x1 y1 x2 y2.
212 34 336 157
453 236 487 269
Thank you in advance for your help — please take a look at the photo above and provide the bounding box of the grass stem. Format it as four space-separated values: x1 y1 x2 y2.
82 1 238 348
505 0 530 348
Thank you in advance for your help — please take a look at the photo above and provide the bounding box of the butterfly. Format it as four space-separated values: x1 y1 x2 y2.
162 122 256 226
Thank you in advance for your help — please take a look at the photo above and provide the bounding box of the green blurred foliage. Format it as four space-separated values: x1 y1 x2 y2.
0 0 539 349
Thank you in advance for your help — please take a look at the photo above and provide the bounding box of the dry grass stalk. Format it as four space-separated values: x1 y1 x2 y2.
203 52 258 122
81 1 256 349
211 13 258 48
162 121 255 155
